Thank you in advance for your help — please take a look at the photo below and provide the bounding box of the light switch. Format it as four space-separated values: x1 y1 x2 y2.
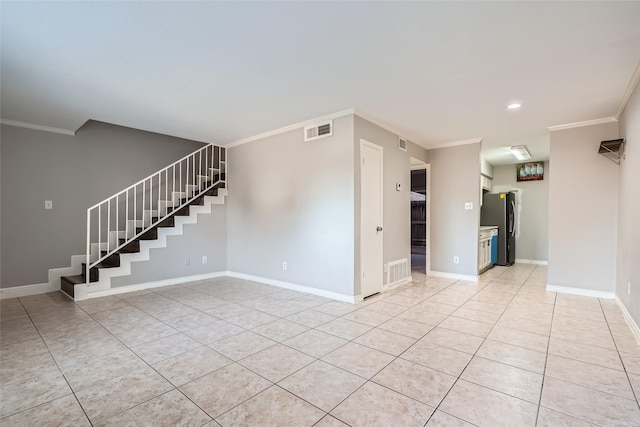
45 200 53 210
396 183 402 191
464 202 473 210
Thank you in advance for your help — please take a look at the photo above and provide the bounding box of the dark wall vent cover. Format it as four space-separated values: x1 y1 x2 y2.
598 138 625 164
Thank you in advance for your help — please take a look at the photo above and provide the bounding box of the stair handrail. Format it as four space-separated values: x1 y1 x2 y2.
85 143 226 284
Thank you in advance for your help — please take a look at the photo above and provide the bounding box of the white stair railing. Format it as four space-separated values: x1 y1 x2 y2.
85 144 226 284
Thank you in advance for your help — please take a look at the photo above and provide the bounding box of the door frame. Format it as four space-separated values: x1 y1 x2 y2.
360 138 384 298
410 162 430 275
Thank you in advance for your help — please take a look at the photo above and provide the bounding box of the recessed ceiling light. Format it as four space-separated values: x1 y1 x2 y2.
507 103 522 110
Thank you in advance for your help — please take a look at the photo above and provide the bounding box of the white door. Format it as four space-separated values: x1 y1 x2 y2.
360 139 383 298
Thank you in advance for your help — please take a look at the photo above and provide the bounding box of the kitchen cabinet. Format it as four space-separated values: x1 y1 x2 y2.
478 227 496 273
481 175 492 191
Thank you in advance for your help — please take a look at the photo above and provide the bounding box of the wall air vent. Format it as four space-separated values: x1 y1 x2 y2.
304 120 333 142
399 138 408 151
598 138 625 165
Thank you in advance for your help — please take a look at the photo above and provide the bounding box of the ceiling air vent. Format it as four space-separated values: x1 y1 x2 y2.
598 138 625 165
399 138 408 151
304 120 333 142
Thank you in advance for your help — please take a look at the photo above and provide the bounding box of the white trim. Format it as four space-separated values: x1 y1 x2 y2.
360 139 384 299
384 276 413 291
427 270 479 282
227 272 357 304
615 296 640 345
429 137 483 150
546 284 615 300
225 109 355 148
547 117 617 132
353 109 410 143
616 59 640 119
77 271 228 300
0 282 57 299
0 118 76 136
515 258 548 265
425 165 431 275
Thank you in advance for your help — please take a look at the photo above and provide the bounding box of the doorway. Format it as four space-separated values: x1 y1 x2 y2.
411 160 428 274
360 139 383 298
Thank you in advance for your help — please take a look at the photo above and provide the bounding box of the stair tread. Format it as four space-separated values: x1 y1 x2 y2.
61 274 85 285
65 178 227 298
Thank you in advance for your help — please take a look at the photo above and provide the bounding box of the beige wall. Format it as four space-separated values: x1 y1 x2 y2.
427 143 481 277
617 82 640 325
548 122 619 293
226 115 356 297
353 116 427 293
0 121 205 288
112 204 227 287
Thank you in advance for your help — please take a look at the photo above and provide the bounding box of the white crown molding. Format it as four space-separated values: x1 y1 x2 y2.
225 108 424 150
0 118 76 136
427 270 479 282
428 137 483 150
546 284 615 300
616 59 640 120
547 117 617 132
225 108 355 148
352 109 411 142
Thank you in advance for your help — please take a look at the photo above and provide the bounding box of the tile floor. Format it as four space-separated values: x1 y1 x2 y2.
1 264 640 426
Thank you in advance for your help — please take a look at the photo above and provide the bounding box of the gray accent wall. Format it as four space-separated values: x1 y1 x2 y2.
427 143 481 277
0 121 205 288
226 115 355 297
491 161 549 262
112 204 227 287
548 122 619 292
617 82 640 325
353 116 427 295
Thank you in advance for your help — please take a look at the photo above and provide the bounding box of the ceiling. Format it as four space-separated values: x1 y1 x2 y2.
2 2 639 165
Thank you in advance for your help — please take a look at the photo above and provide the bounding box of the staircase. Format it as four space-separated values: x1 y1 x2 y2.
57 144 226 300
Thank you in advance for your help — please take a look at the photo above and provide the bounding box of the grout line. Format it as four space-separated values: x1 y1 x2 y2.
598 298 640 411
9 265 639 425
534 284 557 426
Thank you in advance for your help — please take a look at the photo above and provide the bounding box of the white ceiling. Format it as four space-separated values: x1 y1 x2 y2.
2 1 639 165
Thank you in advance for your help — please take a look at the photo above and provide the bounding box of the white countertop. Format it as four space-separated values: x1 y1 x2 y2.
479 225 499 231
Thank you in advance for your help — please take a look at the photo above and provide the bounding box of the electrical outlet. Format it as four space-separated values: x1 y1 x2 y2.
202 256 207 264
184 257 190 266
453 256 459 264
282 261 287 271
464 202 473 210
628 281 631 296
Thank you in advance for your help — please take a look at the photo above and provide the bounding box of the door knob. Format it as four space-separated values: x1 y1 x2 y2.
376 226 383 232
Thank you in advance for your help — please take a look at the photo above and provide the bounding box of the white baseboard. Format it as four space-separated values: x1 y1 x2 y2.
615 296 640 345
427 270 479 282
5 270 356 305
0 282 57 299
515 258 548 265
384 276 413 291
78 271 228 300
226 271 356 304
546 284 615 300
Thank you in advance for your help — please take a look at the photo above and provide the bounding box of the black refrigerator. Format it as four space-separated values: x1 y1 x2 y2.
481 192 516 266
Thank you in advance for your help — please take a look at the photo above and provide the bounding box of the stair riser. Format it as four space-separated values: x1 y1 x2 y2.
61 182 226 300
